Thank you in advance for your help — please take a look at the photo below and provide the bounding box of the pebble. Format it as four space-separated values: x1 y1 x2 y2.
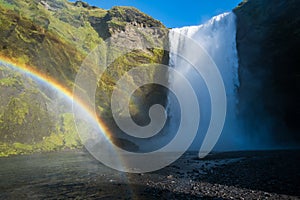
167 175 173 179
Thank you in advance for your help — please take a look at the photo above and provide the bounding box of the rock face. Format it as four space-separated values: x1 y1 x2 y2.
234 0 300 145
89 6 165 40
0 0 169 155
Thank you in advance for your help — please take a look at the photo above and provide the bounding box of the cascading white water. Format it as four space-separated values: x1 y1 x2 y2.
168 12 243 150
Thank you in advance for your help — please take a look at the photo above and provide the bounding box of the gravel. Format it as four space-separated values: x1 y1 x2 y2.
0 150 299 199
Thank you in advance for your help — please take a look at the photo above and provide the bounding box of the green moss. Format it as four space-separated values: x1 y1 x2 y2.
13 142 33 151
0 0 15 10
0 0 168 156
96 46 168 123
59 113 82 149
5 96 29 125
37 133 64 151
0 113 83 157
0 77 21 87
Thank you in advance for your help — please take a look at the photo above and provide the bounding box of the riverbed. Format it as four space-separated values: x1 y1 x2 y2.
0 150 299 199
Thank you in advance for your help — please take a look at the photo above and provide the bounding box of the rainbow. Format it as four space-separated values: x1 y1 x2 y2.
0 56 113 143
0 56 136 175
0 56 135 186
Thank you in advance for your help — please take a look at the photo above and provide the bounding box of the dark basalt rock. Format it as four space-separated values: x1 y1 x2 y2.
234 0 300 145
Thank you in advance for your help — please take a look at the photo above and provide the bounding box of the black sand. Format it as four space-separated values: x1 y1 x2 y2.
0 150 299 199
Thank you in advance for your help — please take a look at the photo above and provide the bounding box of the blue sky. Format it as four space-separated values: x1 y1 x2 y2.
81 0 242 28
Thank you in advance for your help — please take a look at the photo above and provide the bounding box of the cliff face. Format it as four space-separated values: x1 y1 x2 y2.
89 6 165 40
234 0 300 145
0 0 169 155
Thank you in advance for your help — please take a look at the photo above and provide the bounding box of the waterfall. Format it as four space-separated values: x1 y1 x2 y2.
168 12 243 151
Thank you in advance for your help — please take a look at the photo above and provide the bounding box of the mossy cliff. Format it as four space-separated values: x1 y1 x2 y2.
0 65 83 156
234 0 300 145
0 0 169 156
